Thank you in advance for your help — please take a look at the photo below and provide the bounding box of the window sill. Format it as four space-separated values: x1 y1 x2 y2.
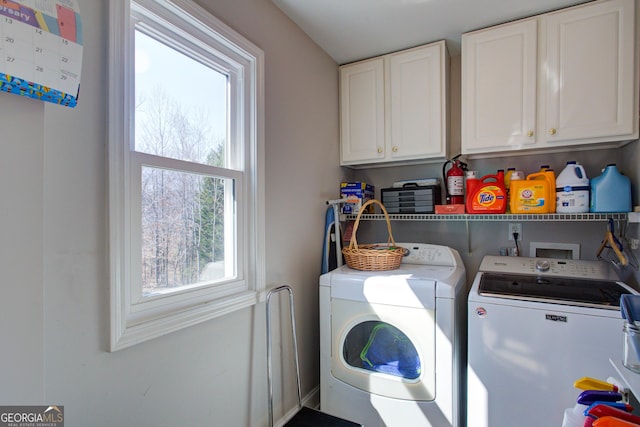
110 290 258 351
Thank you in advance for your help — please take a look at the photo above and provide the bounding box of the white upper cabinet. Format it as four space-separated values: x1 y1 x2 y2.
340 58 385 164
462 0 637 155
388 44 448 161
462 19 538 152
543 0 636 143
340 41 450 167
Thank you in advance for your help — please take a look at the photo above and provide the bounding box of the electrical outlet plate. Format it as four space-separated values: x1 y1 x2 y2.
508 223 522 240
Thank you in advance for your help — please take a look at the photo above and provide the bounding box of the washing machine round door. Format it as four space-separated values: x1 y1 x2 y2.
330 296 436 401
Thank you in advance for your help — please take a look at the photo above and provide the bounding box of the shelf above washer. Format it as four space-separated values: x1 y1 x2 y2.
346 213 629 222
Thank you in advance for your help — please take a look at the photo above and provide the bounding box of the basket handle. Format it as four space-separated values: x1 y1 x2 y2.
348 199 397 251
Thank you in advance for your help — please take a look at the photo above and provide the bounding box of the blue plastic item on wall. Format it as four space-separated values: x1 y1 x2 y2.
590 164 632 213
576 390 623 405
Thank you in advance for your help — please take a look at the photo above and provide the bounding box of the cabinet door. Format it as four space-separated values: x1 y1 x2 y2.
543 0 636 143
389 42 447 160
340 59 385 165
462 19 538 154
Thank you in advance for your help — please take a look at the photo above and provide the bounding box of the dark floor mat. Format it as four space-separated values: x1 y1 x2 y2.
284 407 362 427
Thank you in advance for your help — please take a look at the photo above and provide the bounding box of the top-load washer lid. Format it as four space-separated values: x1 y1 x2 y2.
478 272 632 309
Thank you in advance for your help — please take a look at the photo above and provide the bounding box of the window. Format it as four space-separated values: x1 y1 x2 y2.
108 0 264 351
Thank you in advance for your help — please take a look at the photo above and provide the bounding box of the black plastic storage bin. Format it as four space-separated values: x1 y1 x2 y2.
381 185 441 214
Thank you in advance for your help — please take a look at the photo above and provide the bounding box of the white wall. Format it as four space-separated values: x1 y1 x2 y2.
622 137 640 286
0 0 344 426
0 96 44 402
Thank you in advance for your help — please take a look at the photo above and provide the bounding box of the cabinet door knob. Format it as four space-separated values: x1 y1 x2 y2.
377 147 383 154
392 146 398 153
527 130 534 137
549 128 557 135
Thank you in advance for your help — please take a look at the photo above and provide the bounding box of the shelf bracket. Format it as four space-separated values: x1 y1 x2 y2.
466 216 471 255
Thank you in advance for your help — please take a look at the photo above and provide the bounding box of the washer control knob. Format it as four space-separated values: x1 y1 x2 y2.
535 260 551 272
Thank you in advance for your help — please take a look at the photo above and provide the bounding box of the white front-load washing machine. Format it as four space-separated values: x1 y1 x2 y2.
319 243 466 427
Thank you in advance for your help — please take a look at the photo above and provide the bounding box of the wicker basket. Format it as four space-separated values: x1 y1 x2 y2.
342 199 405 271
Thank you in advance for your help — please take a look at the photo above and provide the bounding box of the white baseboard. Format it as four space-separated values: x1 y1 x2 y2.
274 385 320 427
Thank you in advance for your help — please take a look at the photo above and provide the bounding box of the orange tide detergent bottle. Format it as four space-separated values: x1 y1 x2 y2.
466 170 507 214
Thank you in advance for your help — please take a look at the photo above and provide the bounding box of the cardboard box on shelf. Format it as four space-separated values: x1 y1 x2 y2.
435 204 465 214
340 182 375 214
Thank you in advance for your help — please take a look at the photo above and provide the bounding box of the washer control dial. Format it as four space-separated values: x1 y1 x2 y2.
535 260 550 272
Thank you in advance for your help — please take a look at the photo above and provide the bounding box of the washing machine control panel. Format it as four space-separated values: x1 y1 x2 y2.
396 243 459 267
479 255 616 280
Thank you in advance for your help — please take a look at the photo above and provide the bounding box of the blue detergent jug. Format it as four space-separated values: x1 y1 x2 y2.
590 164 632 213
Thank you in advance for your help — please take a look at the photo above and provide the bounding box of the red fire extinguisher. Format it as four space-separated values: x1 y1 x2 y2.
442 154 467 205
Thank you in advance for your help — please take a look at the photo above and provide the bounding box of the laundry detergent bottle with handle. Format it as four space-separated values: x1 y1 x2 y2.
590 164 632 213
556 161 589 213
510 172 551 214
466 169 507 214
465 171 478 197
504 168 516 213
539 165 556 213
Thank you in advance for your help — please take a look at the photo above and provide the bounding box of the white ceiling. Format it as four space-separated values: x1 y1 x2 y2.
272 0 591 64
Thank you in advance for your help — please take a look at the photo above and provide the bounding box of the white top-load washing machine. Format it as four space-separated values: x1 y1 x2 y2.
467 256 637 427
320 243 466 427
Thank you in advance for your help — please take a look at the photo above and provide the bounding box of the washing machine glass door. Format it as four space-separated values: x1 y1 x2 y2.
331 298 436 401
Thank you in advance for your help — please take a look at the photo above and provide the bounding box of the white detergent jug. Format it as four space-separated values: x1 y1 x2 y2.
556 161 589 213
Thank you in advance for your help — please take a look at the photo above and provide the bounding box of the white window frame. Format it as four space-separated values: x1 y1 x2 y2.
108 0 265 351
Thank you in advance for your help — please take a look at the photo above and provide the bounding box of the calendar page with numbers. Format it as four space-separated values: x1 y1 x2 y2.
0 0 82 107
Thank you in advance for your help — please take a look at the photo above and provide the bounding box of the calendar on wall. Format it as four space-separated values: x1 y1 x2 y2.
0 0 82 107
